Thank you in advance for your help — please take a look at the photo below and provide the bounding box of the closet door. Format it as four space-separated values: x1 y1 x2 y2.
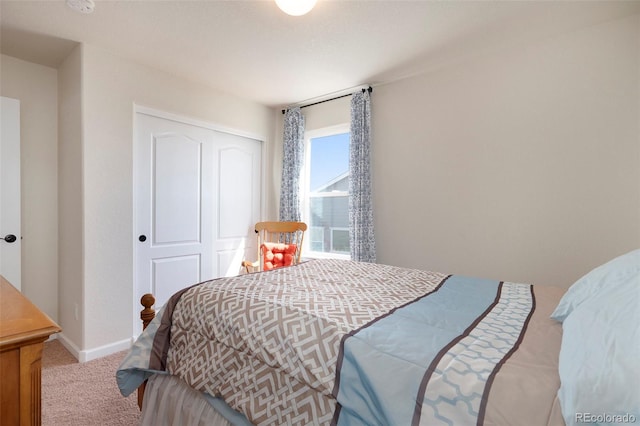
213 130 262 277
134 112 262 316
0 97 21 290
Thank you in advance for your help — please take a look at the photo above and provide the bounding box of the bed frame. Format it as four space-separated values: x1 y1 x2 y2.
137 293 156 409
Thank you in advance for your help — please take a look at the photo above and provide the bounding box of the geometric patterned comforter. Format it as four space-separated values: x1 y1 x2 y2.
117 259 565 426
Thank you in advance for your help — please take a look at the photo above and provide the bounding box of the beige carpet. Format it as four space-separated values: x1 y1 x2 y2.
42 340 140 425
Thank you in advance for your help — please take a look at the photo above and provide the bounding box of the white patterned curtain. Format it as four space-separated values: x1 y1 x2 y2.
279 107 305 221
349 90 376 263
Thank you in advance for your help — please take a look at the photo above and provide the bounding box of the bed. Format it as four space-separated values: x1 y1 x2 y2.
117 253 639 426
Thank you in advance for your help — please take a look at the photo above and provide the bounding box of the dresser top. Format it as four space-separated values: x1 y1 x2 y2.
0 276 61 349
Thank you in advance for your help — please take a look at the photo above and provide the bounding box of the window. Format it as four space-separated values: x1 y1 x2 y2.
309 226 325 252
302 125 350 259
330 227 349 253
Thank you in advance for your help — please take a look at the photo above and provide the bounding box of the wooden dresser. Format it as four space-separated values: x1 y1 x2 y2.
0 276 61 425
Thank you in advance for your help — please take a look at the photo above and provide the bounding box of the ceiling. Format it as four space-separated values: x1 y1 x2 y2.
1 0 639 108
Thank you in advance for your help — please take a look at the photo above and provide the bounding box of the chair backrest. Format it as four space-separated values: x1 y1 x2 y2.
255 221 307 271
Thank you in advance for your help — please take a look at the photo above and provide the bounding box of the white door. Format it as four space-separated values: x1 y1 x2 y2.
0 97 21 290
135 112 261 315
214 131 262 277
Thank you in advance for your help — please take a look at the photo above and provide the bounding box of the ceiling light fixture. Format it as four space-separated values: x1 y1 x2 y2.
275 0 317 16
66 0 95 14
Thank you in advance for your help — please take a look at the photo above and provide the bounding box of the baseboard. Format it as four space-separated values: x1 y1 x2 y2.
56 333 133 363
82 338 133 362
55 333 81 360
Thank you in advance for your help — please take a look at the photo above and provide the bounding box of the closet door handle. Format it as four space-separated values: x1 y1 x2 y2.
1 234 17 243
138 235 147 242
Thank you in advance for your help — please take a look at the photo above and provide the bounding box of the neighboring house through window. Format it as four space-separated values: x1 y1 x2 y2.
302 124 350 259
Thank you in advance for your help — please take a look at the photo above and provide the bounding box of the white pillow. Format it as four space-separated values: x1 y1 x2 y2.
551 249 640 322
556 272 640 425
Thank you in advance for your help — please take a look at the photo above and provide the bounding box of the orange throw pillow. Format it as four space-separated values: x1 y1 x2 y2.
261 242 297 271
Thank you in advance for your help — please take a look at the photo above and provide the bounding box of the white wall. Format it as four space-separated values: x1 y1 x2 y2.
57 45 84 348
77 44 276 356
0 54 59 321
304 96 351 131
371 14 640 287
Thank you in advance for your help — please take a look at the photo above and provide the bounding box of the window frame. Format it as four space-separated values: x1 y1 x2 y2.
301 123 351 260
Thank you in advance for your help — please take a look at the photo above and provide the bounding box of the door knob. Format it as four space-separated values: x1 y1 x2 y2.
138 235 147 242
1 234 17 243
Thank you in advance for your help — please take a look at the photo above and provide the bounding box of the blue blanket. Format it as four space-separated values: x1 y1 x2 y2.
333 276 534 426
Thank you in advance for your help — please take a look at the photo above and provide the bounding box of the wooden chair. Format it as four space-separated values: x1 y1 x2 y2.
242 221 307 273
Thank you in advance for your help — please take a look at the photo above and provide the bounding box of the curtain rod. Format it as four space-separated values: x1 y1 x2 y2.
282 86 373 114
